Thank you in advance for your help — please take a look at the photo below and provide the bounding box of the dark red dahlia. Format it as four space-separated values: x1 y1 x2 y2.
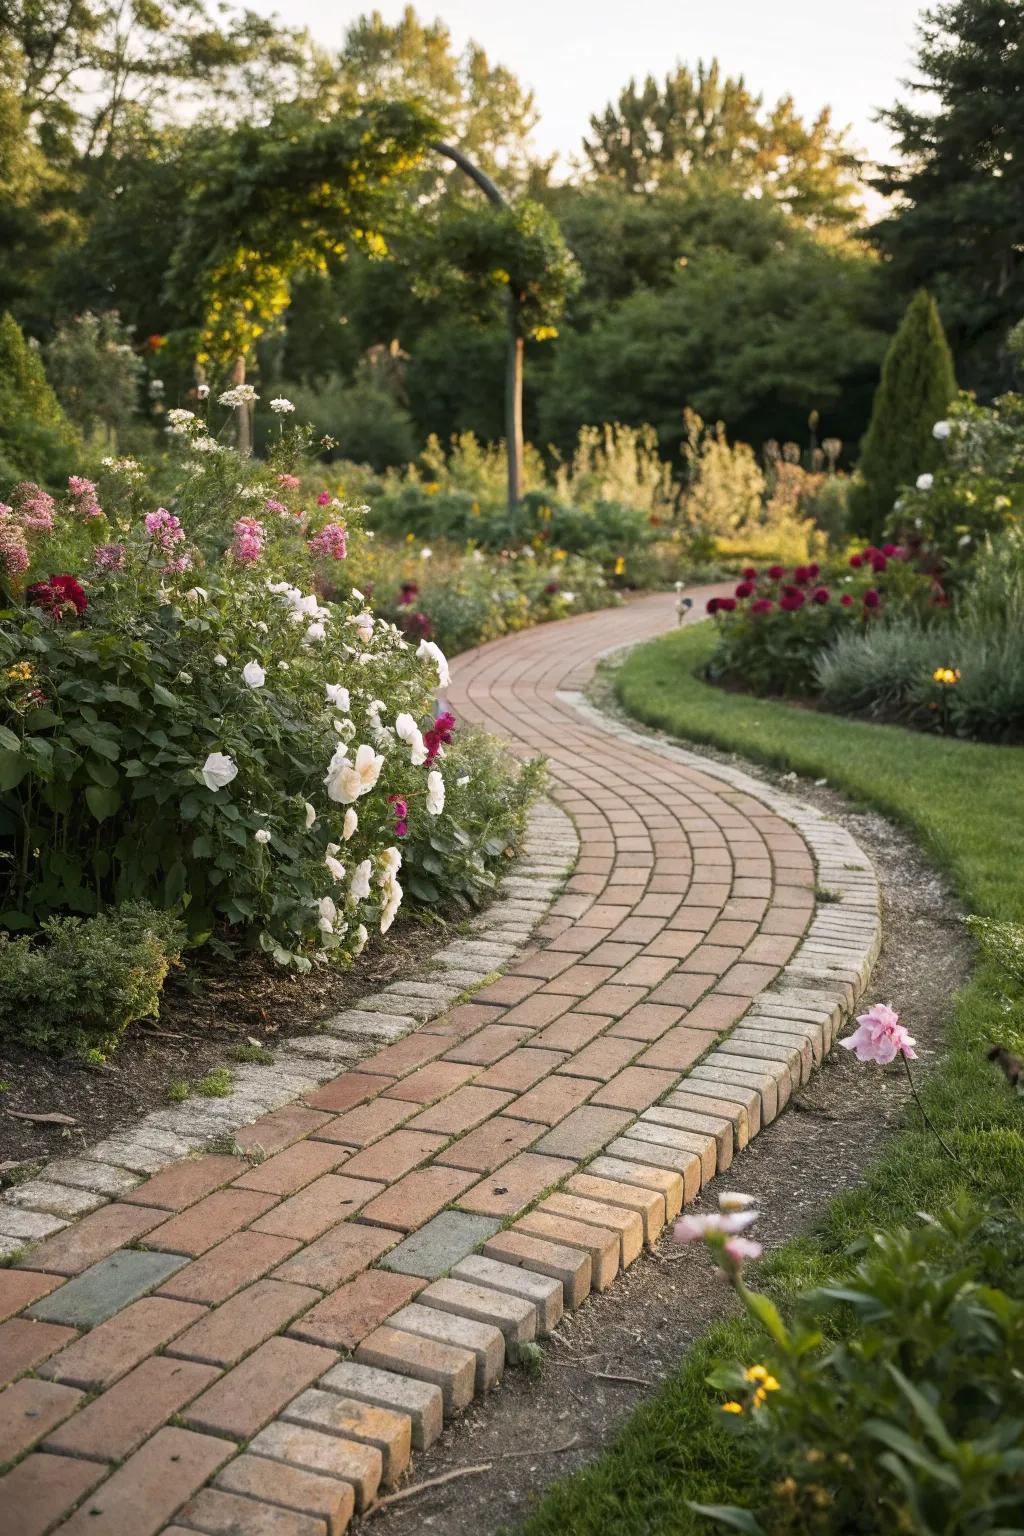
750 598 774 614
863 589 880 610
28 574 88 618
807 562 820 578
849 554 863 569
767 564 785 580
811 586 830 604
706 597 721 614
424 710 456 765
870 553 887 573
742 566 758 580
840 594 854 607
882 543 898 557
780 590 805 611
735 581 754 599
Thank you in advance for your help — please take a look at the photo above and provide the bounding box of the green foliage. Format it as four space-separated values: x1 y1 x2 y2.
44 311 143 443
0 900 183 1056
267 378 418 471
850 290 957 542
964 916 1024 989
0 312 79 484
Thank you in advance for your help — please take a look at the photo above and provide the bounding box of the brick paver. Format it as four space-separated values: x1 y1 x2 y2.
0 591 883 1531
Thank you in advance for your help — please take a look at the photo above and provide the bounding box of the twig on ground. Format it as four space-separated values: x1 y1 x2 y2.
501 1434 583 1458
588 1370 652 1386
367 1464 492 1514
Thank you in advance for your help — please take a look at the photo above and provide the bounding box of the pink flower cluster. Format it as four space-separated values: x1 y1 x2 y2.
0 515 30 577
424 710 455 765
68 476 103 520
144 508 191 573
94 543 126 572
277 474 301 490
307 522 348 561
674 1198 763 1268
11 482 55 532
265 499 289 517
840 1002 917 1064
849 543 903 574
231 516 266 564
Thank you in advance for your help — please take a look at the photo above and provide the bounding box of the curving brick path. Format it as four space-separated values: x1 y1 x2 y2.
0 592 880 1536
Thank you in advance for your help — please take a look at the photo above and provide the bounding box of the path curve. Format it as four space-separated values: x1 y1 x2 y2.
0 593 881 1536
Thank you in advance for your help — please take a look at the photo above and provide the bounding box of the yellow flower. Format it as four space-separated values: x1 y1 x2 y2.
424 482 440 495
720 1400 744 1414
932 666 960 685
553 548 567 561
6 662 32 682
744 1365 769 1383
614 556 626 576
532 324 559 341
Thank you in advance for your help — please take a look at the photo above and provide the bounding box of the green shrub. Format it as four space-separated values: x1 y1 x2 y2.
265 377 418 470
0 901 184 1056
0 312 80 484
44 311 143 445
698 1203 1024 1536
850 289 957 543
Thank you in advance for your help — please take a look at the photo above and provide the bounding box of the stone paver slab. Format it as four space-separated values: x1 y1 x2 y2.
26 1248 187 1328
379 1210 501 1279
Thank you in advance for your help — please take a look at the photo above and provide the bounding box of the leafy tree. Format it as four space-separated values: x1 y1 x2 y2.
0 310 79 483
583 59 862 228
849 289 957 541
45 310 143 443
871 0 1024 393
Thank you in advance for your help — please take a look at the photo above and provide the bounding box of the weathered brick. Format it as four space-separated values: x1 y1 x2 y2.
534 1105 633 1160
304 1072 393 1113
182 1336 336 1440
625 1118 718 1182
143 1189 279 1257
0 1317 78 1387
215 1455 354 1536
385 1303 504 1392
37 1297 205 1390
442 1024 533 1065
57 1426 234 1536
567 1172 665 1242
515 1209 620 1290
27 1249 187 1328
456 1150 575 1218
503 1073 598 1125
272 1222 398 1291
0 1378 83 1462
233 1141 350 1196
591 1065 678 1112
451 1254 563 1334
340 1130 447 1182
383 1061 477 1104
605 1136 702 1202
663 1082 757 1141
406 1085 514 1135
247 1422 381 1513
175 1487 327 1536
44 1356 220 1462
123 1155 241 1211
354 1325 476 1414
250 1175 384 1243
418 1277 536 1359
481 1230 591 1310
319 1360 443 1450
644 1104 734 1171
235 1106 335 1158
473 1047 569 1092
0 1268 62 1323
19 1202 167 1276
164 1279 317 1368
0 1451 105 1536
287 1271 422 1351
586 1155 685 1220
156 1230 302 1305
282 1389 411 1486
309 1099 412 1148
358 1166 476 1232
538 1192 643 1266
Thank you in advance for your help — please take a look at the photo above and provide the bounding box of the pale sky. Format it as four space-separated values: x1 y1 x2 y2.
253 0 928 170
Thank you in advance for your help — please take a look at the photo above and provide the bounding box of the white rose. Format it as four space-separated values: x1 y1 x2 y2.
932 420 951 439
317 894 337 933
456 774 470 787
201 752 238 792
426 769 445 816
343 807 358 840
324 742 383 804
380 878 403 933
242 660 266 689
916 473 934 491
379 846 403 881
395 712 428 766
254 828 271 845
305 622 326 644
304 801 317 829
214 654 228 667
353 923 368 956
324 843 346 882
350 859 372 900
416 638 451 688
325 683 350 711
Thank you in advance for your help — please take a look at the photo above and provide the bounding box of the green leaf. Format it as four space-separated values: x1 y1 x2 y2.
685 1504 766 1535
152 684 178 707
742 1289 790 1350
164 860 188 907
885 1366 957 1456
86 756 119 789
0 749 28 791
85 783 121 822
0 725 20 751
0 909 34 930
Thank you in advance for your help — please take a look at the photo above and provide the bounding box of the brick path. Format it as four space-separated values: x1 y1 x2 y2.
0 592 879 1535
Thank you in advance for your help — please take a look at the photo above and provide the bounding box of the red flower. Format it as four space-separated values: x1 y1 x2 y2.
807 563 820 578
707 597 721 614
882 543 898 557
398 581 419 605
840 594 854 607
735 581 754 598
767 564 785 580
543 581 560 595
742 566 758 580
780 590 805 611
863 589 881 610
28 573 88 619
793 566 810 584
717 597 737 612
870 553 887 573
424 710 456 765
781 583 800 598
849 554 863 569
750 598 774 614
811 586 830 604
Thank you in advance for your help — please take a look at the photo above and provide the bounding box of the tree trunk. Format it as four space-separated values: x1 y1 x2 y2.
232 354 251 457
506 293 524 507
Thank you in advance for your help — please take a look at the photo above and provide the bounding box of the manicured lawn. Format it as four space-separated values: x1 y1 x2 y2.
520 622 1024 1536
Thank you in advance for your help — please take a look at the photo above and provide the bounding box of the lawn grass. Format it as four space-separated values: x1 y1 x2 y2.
520 623 1024 1536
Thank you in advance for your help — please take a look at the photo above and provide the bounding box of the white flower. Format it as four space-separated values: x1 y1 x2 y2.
214 654 228 667
561 591 576 603
254 621 268 634
353 923 368 956
270 397 295 414
318 894 337 933
343 807 358 840
254 828 271 845
196 383 210 400
348 612 374 646
426 770 445 816
456 774 470 788
350 859 372 900
420 546 433 560
379 846 403 881
380 878 403 933
933 420 951 439
325 742 384 804
218 384 259 408
718 1191 757 1212
305 622 326 644
325 684 350 711
242 660 266 689
416 639 451 689
304 801 317 829
395 712 428 766
916 473 934 491
201 752 238 792
166 408 196 434
324 843 346 882
184 587 208 603
958 533 972 548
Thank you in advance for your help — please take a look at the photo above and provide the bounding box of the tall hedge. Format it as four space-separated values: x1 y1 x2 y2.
0 311 80 486
850 290 957 541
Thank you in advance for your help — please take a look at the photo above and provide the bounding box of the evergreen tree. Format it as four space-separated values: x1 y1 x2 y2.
871 0 1024 392
850 290 957 541
0 312 80 485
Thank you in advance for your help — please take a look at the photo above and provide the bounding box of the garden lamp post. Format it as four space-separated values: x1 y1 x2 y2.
432 141 524 510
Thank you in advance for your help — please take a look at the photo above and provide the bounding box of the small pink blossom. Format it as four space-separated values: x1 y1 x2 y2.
264 499 288 516
674 1210 760 1243
231 516 266 564
94 543 126 572
68 475 103 519
277 474 300 490
145 508 185 551
317 491 331 506
840 1002 917 1064
11 483 55 532
0 519 30 576
307 522 348 561
724 1236 763 1263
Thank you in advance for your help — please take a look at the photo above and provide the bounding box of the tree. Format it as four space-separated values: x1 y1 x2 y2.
45 310 143 443
583 59 862 228
0 311 79 483
871 0 1024 392
849 290 957 541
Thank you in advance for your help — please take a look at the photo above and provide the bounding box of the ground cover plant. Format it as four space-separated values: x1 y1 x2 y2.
516 621 1024 1536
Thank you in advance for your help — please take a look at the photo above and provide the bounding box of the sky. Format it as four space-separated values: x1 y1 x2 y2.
248 0 929 171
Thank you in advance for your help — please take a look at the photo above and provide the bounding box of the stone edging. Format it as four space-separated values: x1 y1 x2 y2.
0 801 579 1255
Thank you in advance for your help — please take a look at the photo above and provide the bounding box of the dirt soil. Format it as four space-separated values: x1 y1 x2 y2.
368 747 973 1536
0 912 467 1169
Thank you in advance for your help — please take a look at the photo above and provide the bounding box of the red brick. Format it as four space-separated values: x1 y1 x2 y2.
360 1031 452 1076
607 1002 687 1041
707 919 760 947
718 961 781 995
44 1356 219 1462
532 1012 608 1051
383 1061 477 1104
667 904 721 930
648 972 716 1008
0 1317 77 1387
272 1222 398 1291
742 933 799 965
215 1454 354 1536
534 1105 633 1160
143 1189 279 1257
591 1065 678 1111
636 1026 717 1071
233 1140 349 1195
474 1047 569 1091
288 1271 424 1350
557 1036 637 1080
443 1024 533 1065
574 982 648 1017
156 1230 301 1306
0 1268 62 1323
513 948 580 979
235 1105 334 1157
541 963 617 996
470 974 541 1004
0 1378 83 1462
182 1336 336 1440
304 1071 393 1113
358 1166 476 1231
436 1115 547 1174
425 1002 504 1035
340 1130 447 1182
165 1280 319 1368
58 1426 235 1536
407 1085 514 1135
514 1211 619 1290
250 1174 384 1242
498 993 573 1028
310 1098 412 1147
504 1073 598 1125
0 1451 105 1536
614 955 678 987
457 1153 575 1217
123 1155 241 1211
37 1298 205 1390
19 1202 167 1276
641 930 702 960
177 1488 328 1536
